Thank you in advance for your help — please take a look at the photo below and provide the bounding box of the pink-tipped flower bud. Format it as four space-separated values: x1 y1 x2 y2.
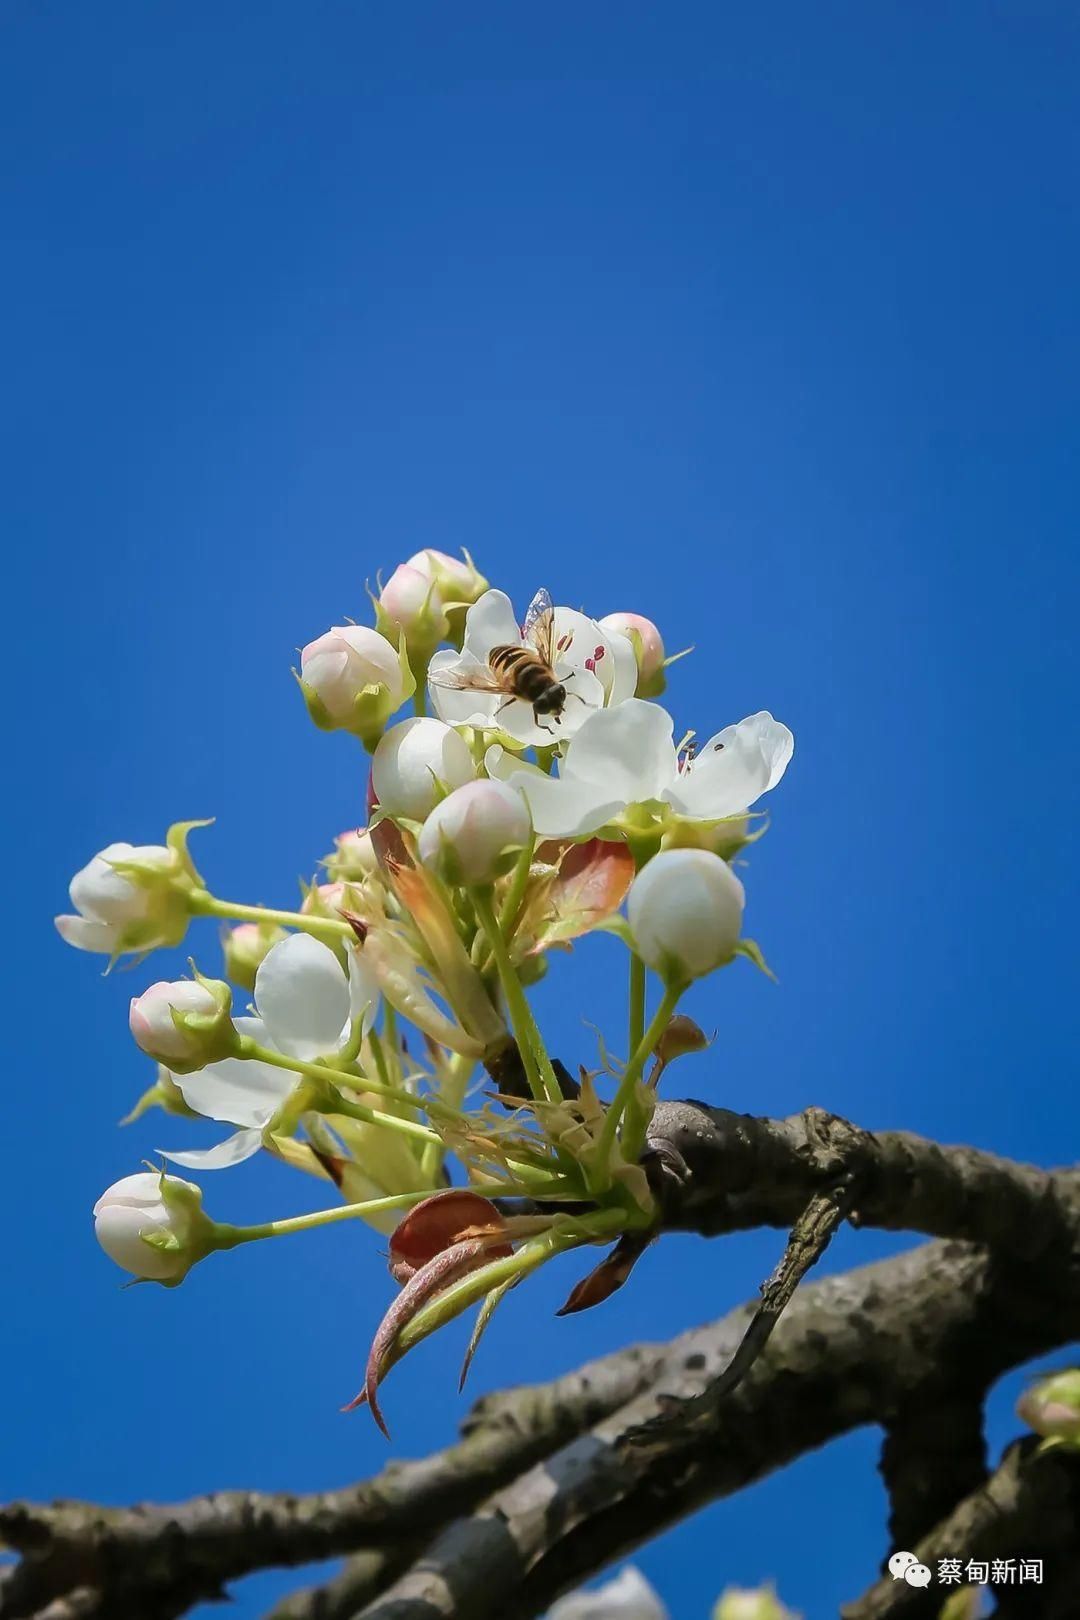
298 625 413 749
371 717 476 822
628 848 744 984
599 611 668 698
418 779 532 886
326 827 380 882
93 1171 214 1285
128 976 236 1073
376 563 450 660
1018 1369 1080 1446
222 921 288 992
406 549 489 642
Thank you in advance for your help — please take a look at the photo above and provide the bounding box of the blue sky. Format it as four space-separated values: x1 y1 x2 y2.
4 3 1079 1616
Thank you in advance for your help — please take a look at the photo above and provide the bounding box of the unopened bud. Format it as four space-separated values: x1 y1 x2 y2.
222 921 288 992
1018 1369 1080 1446
599 611 668 697
418 779 531 886
129 976 236 1073
327 827 380 882
298 626 413 749
93 1171 216 1285
371 717 476 821
628 848 744 984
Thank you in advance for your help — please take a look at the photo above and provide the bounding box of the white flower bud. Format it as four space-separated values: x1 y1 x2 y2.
298 625 413 747
627 848 744 983
56 839 194 958
129 976 236 1072
418 779 531 886
93 1171 212 1284
599 612 667 697
406 548 488 606
326 827 380 882
1018 1369 1080 1445
222 921 288 992
371 716 476 821
377 563 449 654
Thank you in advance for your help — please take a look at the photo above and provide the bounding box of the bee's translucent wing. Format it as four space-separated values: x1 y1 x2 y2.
522 588 555 664
428 664 505 694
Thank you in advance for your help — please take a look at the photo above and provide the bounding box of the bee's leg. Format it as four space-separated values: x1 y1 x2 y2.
494 696 516 717
533 710 558 737
565 691 589 707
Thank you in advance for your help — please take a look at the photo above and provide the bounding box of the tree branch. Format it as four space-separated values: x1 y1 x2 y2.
646 1101 1080 1259
843 1438 1080 1619
343 1238 1080 1619
5 1101 1080 1620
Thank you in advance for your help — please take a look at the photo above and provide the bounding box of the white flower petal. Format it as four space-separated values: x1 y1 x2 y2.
255 934 351 1061
505 768 624 840
348 946 380 1035
174 1054 292 1128
158 1128 264 1170
462 589 521 659
92 1172 165 1215
69 846 144 925
666 711 794 819
55 914 119 952
606 630 639 706
562 700 677 801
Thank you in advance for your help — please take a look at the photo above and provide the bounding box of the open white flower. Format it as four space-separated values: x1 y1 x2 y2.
493 699 793 839
546 1567 668 1620
428 589 637 748
160 934 379 1170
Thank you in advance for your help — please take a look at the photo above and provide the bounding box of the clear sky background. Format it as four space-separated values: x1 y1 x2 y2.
4 4 1079 1617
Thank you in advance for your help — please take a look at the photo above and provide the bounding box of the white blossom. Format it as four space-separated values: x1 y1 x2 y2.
428 590 637 748
493 699 792 840
160 935 378 1170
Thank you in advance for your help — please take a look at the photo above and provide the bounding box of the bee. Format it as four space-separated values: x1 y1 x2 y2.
429 588 572 733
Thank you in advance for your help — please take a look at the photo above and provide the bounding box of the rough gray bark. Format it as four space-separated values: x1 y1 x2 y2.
3 1103 1079 1620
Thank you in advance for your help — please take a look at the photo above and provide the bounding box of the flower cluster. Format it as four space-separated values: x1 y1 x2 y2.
56 555 792 1428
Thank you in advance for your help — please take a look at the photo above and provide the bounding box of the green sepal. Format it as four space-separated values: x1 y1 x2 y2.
734 937 777 982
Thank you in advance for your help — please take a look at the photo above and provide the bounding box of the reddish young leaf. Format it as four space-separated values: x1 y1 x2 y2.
555 1230 653 1316
528 838 634 952
388 1189 511 1284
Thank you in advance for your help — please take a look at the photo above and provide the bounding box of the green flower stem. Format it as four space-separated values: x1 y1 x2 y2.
237 1038 424 1113
413 685 428 717
628 954 646 1058
596 980 685 1174
419 1050 476 1181
470 886 562 1108
498 835 536 939
238 1039 440 1145
189 890 352 946
216 1174 583 1252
